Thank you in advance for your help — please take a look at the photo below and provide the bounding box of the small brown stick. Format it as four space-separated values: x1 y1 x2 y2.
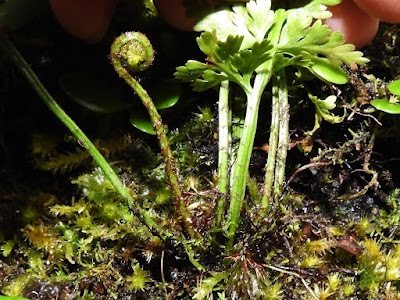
342 101 382 126
337 143 378 200
286 161 333 186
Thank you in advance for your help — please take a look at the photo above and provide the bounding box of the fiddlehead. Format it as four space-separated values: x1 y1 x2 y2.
110 32 200 240
110 32 154 73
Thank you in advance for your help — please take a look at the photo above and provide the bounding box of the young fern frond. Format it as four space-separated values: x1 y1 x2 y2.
175 0 369 248
110 32 200 240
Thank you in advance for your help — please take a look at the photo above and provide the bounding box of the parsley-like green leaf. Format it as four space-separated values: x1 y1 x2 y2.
231 39 273 74
175 60 228 92
174 30 273 92
194 0 275 49
302 0 341 19
278 13 369 67
176 0 369 93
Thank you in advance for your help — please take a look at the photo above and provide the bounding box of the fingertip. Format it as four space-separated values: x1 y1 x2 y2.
323 0 379 49
352 0 400 24
49 0 119 43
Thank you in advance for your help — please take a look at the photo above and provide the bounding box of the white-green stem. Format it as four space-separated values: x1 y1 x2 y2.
274 69 289 197
225 9 287 249
262 76 280 207
216 80 231 227
262 68 289 207
225 74 269 249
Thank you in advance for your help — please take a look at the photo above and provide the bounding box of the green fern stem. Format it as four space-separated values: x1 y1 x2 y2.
110 32 199 240
0 35 167 240
262 68 289 208
274 69 289 197
215 80 231 227
225 72 270 249
225 9 286 249
262 75 280 206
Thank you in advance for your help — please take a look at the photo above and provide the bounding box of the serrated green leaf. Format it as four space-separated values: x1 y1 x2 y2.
216 35 244 61
194 0 275 48
197 31 220 61
370 99 400 114
278 12 369 68
273 54 310 73
176 29 272 92
174 60 230 92
302 0 341 19
193 70 228 92
178 0 368 93
174 61 209 82
231 39 273 75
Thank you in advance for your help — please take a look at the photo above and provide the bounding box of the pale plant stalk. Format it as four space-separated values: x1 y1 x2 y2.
225 9 286 248
262 76 280 206
262 68 289 207
274 68 289 197
216 80 231 227
226 73 270 248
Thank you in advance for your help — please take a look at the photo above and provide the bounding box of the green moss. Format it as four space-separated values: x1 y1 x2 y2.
126 260 152 292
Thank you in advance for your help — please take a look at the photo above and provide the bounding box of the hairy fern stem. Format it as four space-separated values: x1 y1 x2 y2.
110 32 200 240
1 34 205 271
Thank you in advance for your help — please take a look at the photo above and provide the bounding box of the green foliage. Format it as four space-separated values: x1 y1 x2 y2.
32 133 157 173
175 0 369 247
32 133 90 173
0 165 162 297
193 254 284 300
1 273 32 298
175 34 273 92
371 79 400 114
170 106 217 176
371 98 400 114
176 0 368 93
126 260 152 292
307 94 345 134
2 0 400 298
376 189 400 234
195 0 276 49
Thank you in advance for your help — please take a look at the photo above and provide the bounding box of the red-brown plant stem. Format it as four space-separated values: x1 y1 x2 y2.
110 32 200 239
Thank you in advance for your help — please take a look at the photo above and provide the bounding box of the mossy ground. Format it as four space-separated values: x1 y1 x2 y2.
1 1 400 299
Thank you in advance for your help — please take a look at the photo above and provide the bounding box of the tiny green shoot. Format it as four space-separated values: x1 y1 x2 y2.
371 79 400 114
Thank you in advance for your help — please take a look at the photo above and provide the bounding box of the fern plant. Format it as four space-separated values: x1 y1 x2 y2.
0 0 371 286
175 0 368 247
